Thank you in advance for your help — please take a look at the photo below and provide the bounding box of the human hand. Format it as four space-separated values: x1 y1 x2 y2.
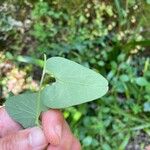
0 107 81 150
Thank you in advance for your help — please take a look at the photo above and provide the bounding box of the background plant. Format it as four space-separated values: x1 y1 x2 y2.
0 0 150 149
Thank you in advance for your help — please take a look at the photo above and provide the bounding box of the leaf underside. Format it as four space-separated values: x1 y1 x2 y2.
41 57 108 108
5 93 38 128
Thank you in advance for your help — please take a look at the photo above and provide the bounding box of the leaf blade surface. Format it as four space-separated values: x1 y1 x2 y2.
42 57 108 108
5 93 39 128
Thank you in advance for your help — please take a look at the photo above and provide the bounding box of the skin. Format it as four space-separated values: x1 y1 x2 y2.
0 107 81 150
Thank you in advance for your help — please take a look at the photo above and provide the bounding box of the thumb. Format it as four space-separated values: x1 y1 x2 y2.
42 110 64 146
0 127 48 150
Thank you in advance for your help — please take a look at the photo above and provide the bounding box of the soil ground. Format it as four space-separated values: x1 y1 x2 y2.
126 132 150 150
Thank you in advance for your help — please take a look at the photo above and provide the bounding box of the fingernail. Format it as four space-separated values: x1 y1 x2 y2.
29 127 45 147
54 125 62 141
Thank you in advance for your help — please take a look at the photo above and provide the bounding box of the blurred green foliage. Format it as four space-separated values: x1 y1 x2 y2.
0 0 150 149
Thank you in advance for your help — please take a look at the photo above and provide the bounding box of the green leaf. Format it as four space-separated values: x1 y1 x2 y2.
41 57 108 108
147 0 150 4
135 77 148 86
5 52 44 68
83 136 93 146
120 74 129 82
5 93 47 128
118 134 130 150
144 102 150 112
102 143 112 150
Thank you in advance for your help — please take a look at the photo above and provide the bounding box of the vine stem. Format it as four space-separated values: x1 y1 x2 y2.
35 54 47 126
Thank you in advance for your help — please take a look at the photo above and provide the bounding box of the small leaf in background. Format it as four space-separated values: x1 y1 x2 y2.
5 93 42 128
135 77 148 86
83 136 93 146
120 74 129 82
147 0 150 4
118 134 130 150
41 57 108 108
115 82 125 93
102 143 112 150
144 102 150 112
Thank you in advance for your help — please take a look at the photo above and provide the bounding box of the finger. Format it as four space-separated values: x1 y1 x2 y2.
0 107 22 137
42 109 64 146
71 137 81 150
0 127 48 150
47 121 76 150
145 146 150 150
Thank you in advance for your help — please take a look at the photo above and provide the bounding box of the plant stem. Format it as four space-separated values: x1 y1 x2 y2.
35 54 47 126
